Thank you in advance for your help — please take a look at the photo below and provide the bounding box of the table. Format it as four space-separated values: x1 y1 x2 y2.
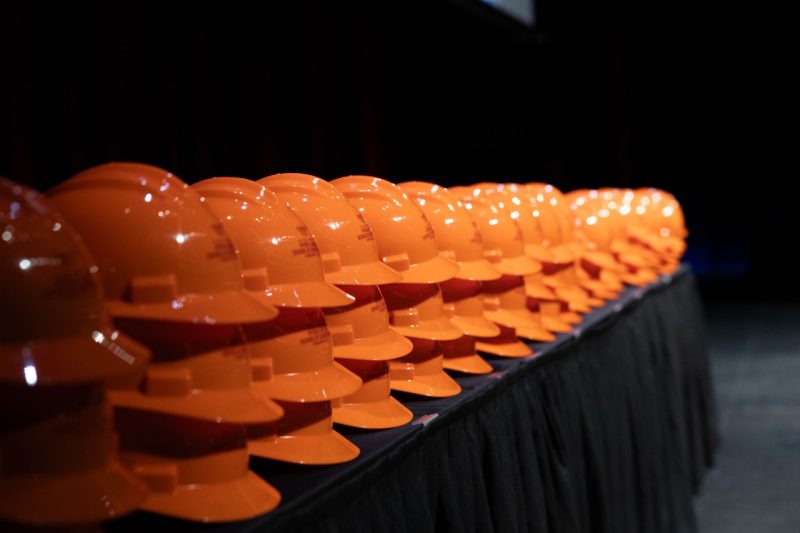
110 266 717 533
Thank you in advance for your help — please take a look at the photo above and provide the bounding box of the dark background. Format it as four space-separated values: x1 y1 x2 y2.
1 0 794 299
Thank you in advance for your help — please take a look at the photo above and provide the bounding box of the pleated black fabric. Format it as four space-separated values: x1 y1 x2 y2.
109 268 716 533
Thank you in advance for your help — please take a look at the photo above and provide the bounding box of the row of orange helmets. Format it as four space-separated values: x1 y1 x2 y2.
0 163 687 527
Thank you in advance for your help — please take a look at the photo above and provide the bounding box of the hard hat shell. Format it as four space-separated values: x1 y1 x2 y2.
0 179 150 385
389 337 462 398
47 163 280 324
477 183 595 313
259 173 403 285
449 186 541 277
244 307 362 403
440 336 493 375
528 298 574 333
475 322 533 357
398 181 501 281
0 384 147 526
332 175 458 283
247 400 360 465
482 275 556 343
114 408 281 521
332 358 413 429
193 177 353 308
381 283 463 341
106 318 284 424
440 278 501 338
323 284 413 361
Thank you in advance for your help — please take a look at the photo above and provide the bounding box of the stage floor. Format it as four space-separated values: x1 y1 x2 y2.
696 302 800 533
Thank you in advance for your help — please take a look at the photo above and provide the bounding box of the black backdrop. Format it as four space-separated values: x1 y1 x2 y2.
1 0 794 295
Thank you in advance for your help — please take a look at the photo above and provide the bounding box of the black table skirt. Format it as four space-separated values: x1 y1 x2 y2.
110 266 717 533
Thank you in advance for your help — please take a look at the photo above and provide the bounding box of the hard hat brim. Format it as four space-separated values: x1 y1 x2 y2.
540 314 573 334
389 318 463 342
442 352 494 375
140 470 281 522
493 255 542 277
108 388 284 424
554 290 591 313
616 250 650 269
262 281 354 308
525 281 558 300
448 315 502 338
475 339 532 357
560 311 583 325
0 328 150 385
248 429 360 465
395 255 459 284
586 297 605 308
324 260 404 286
484 309 556 341
106 290 279 324
0 461 147 525
332 396 413 429
390 369 462 398
581 250 621 271
456 258 503 282
525 243 576 265
598 271 626 292
516 323 558 342
251 360 362 403
620 269 659 286
331 329 413 361
579 279 620 299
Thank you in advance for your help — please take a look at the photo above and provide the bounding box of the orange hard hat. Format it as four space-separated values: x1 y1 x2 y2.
576 276 620 300
596 267 626 292
523 271 558 301
568 189 659 286
193 177 353 308
526 184 619 278
248 400 360 464
114 408 281 521
332 358 414 429
389 337 462 397
440 279 501 339
599 188 665 270
482 275 555 344
106 319 284 424
259 173 403 285
519 183 624 302
0 384 147 526
449 186 542 277
480 183 572 260
475 322 533 357
381 283 462 397
634 187 688 239
628 188 687 268
437 278 496 374
540 268 593 313
523 183 578 246
440 336 493 375
243 307 362 403
525 271 587 325
324 286 413 429
578 249 629 296
323 284 413 360
480 184 594 313
381 283 463 341
331 175 458 283
47 163 280 325
0 179 150 385
397 181 501 281
529 298 578 333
